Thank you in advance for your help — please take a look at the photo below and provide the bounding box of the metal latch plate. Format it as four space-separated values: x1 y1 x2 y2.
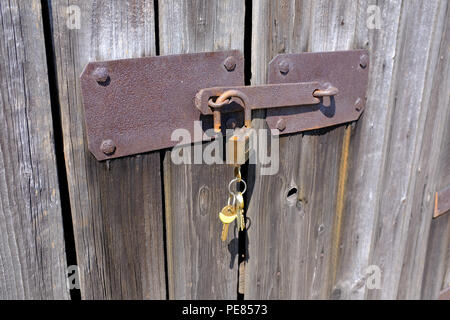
267 50 369 134
81 50 369 160
81 50 244 160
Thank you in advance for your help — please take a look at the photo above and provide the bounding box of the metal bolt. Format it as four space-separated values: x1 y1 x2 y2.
100 139 116 155
223 56 237 72
359 55 368 69
93 67 109 84
276 118 286 131
354 97 363 111
226 118 237 129
279 60 290 75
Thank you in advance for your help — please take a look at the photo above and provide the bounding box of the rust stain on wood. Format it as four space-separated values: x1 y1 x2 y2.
163 155 175 298
331 125 352 285
434 186 450 218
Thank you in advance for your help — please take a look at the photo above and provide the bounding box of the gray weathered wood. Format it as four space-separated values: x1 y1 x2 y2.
49 0 166 299
421 11 450 296
247 0 449 300
246 0 359 299
421 215 450 299
159 0 245 299
364 0 444 300
333 0 403 300
0 0 69 299
335 0 449 300
398 0 449 299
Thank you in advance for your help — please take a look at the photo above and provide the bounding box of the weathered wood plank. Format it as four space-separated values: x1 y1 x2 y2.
49 0 166 299
0 0 68 299
333 0 403 300
398 0 449 299
336 0 448 300
364 0 443 300
246 0 359 299
247 0 449 300
445 244 450 290
421 215 450 299
159 0 245 299
421 13 450 296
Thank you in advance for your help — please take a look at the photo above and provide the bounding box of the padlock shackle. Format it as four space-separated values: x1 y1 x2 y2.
210 89 251 132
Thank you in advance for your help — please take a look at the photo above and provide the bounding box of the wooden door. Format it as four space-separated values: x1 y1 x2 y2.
0 0 448 300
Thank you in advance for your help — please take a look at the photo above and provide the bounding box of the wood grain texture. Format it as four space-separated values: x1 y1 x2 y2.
335 0 448 300
247 0 449 300
0 0 68 299
421 11 450 296
398 1 449 299
332 0 403 300
365 0 444 300
49 0 166 299
246 0 358 299
421 215 450 299
159 0 245 299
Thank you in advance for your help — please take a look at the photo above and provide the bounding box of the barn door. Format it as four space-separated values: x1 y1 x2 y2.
246 0 449 300
50 0 245 299
42 0 449 300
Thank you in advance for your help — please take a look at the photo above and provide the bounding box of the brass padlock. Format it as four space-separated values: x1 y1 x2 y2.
226 127 254 166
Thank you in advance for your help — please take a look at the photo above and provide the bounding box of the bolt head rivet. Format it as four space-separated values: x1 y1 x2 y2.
279 60 290 75
101 139 116 155
93 67 109 84
224 56 237 72
354 97 363 111
276 118 286 131
359 55 368 69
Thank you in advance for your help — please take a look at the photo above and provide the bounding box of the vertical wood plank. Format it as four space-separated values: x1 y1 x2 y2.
421 215 450 299
335 0 422 299
309 0 449 300
49 0 166 299
397 1 449 299
0 0 69 299
247 0 449 300
421 17 450 295
247 0 359 299
365 0 443 300
159 0 245 299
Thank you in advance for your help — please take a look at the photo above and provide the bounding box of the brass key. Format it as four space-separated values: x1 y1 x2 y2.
218 126 251 242
236 192 245 231
219 201 237 242
228 172 247 234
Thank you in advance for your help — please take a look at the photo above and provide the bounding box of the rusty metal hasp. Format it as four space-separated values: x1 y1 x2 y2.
80 50 369 160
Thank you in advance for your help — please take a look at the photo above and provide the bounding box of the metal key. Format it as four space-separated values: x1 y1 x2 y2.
235 192 245 231
228 167 247 230
219 199 237 242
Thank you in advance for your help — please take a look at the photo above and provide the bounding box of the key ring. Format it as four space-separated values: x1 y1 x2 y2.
228 178 247 195
227 193 236 207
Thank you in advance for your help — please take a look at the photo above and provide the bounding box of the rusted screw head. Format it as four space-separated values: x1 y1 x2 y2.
276 118 286 131
100 139 116 155
279 60 290 75
354 97 363 111
223 56 237 72
93 67 109 84
226 118 237 129
359 55 368 69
